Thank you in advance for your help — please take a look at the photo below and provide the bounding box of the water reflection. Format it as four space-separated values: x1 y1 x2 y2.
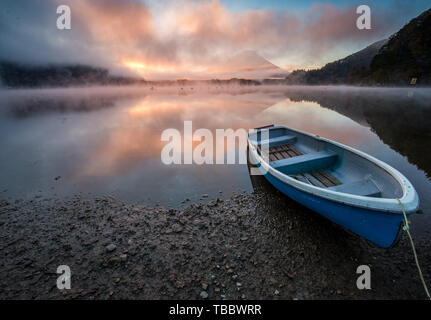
0 86 430 235
0 87 286 206
281 86 431 178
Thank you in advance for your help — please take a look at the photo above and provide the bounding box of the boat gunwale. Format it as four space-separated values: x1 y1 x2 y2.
248 125 419 214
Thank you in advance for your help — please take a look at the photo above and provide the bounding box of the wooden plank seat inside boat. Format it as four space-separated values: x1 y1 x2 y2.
271 151 338 176
257 135 297 149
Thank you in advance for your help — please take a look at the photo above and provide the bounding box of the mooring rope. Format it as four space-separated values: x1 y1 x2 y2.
396 198 431 300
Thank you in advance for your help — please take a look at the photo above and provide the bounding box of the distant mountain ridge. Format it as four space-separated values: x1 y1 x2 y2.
285 39 387 85
286 8 431 86
349 8 431 85
210 50 289 79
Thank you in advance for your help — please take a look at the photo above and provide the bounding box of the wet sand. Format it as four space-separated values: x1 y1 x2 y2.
0 175 430 300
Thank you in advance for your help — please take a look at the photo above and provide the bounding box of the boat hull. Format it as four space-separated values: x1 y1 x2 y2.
258 164 406 248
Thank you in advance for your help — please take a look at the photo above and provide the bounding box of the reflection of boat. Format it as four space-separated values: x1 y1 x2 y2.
248 125 420 248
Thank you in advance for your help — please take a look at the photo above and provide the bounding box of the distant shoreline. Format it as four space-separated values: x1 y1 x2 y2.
2 61 430 90
1 83 430 91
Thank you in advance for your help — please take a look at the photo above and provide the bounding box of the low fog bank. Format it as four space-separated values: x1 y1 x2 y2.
282 85 431 105
2 84 430 121
0 84 291 100
2 59 430 90
2 84 430 99
0 84 290 119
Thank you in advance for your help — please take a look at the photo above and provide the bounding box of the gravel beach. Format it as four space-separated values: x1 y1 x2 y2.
0 175 430 300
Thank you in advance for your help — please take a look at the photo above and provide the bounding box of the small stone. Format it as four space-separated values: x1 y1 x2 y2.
106 244 117 252
109 256 120 263
200 291 209 299
202 283 208 290
232 275 238 280
274 290 280 296
240 236 248 241
208 200 218 207
172 223 183 233
236 282 242 287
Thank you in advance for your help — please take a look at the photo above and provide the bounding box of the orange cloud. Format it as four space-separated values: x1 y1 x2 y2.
73 0 153 45
56 0 397 79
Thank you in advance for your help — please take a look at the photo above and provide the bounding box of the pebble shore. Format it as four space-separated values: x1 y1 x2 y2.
0 178 430 300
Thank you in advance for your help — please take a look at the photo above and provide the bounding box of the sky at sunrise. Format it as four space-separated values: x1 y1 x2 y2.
1 0 430 79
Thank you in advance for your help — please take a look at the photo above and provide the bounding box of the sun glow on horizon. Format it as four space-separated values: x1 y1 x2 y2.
122 60 178 75
121 59 215 79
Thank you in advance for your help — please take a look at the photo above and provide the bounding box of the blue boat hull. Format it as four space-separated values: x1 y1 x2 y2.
260 167 407 248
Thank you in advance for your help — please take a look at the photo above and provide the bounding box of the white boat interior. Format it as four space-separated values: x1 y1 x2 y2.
249 126 404 199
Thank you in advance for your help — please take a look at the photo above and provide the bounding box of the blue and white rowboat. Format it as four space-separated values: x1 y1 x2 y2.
248 125 420 248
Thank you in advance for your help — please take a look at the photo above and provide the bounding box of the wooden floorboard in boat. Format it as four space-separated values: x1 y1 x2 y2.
310 170 334 187
267 144 300 161
318 169 341 186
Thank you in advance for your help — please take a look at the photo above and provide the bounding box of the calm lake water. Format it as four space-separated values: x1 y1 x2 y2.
1 85 430 236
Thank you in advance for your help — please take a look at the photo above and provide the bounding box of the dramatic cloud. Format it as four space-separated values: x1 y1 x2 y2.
1 0 429 79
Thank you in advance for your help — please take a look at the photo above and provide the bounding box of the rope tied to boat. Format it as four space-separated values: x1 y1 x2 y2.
396 198 431 300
